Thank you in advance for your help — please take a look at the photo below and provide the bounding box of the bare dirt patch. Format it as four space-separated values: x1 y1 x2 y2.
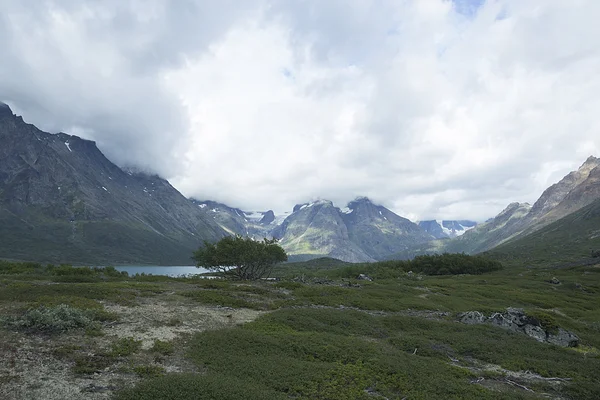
0 294 265 400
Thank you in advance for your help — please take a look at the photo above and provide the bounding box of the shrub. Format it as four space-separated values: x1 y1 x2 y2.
110 337 142 357
193 236 287 280
151 339 174 355
133 365 165 377
1 304 98 333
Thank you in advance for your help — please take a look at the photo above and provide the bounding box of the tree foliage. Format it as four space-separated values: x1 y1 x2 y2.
193 236 288 280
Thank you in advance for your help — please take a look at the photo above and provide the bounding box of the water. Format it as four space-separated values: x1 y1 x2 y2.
114 265 212 277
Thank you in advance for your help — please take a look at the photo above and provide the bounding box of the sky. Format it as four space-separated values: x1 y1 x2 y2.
1 0 599 222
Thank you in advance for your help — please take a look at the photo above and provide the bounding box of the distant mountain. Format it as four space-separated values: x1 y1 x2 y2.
271 200 373 262
190 199 277 238
444 156 600 254
272 198 433 262
0 102 226 265
418 220 477 239
342 197 434 260
442 203 532 254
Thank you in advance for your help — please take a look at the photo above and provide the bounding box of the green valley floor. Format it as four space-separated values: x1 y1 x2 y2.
0 261 599 399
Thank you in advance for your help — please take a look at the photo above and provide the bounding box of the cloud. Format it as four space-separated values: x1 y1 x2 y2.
2 0 600 221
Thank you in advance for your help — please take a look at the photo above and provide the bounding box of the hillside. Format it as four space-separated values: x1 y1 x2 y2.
442 157 600 255
0 102 226 265
486 198 600 266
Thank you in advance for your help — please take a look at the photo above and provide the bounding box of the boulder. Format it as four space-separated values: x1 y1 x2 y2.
524 324 547 343
547 328 579 347
457 308 579 347
550 277 561 285
458 311 486 325
357 274 373 281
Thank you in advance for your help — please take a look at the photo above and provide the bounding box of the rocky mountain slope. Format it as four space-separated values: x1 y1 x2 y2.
444 156 600 254
271 198 434 262
190 199 278 238
486 197 600 266
0 102 226 265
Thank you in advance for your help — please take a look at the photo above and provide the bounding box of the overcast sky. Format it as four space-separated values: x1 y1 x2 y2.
1 0 599 221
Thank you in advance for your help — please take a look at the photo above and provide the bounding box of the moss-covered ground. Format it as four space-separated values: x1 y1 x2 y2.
0 260 599 399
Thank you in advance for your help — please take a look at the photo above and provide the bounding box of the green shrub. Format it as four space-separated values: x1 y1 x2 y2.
1 304 98 333
528 311 559 334
73 353 113 374
133 365 165 377
273 281 304 290
181 290 252 308
115 373 285 400
110 337 142 357
151 339 174 355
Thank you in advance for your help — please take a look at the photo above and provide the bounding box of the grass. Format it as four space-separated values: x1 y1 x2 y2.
115 264 600 399
0 257 598 398
151 339 174 355
110 337 143 357
120 307 598 399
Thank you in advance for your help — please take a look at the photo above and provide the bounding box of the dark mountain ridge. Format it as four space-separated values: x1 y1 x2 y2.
0 102 226 265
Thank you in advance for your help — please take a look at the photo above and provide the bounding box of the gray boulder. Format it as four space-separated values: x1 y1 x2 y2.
524 324 547 343
457 308 578 347
547 328 579 347
458 311 487 325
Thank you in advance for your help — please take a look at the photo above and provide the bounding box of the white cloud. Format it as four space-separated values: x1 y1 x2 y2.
2 0 600 221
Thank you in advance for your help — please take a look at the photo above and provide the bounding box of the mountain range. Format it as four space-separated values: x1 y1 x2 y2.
1 101 598 264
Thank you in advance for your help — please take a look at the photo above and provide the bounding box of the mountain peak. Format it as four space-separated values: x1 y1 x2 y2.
0 102 13 116
352 196 372 203
580 155 600 172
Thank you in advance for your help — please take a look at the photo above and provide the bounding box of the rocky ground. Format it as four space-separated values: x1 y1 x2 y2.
0 291 264 400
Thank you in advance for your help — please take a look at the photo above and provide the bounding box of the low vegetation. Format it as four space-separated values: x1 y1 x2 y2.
0 252 599 399
1 304 100 333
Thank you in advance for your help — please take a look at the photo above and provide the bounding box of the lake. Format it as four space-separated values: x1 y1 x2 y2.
114 265 212 277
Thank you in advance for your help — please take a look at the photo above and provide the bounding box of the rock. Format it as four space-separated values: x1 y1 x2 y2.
458 308 579 347
458 311 487 325
547 328 579 347
259 210 275 225
524 324 547 343
550 277 561 284
357 274 372 281
489 311 521 332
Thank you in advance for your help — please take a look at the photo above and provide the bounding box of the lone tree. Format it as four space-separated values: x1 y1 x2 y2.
193 235 287 280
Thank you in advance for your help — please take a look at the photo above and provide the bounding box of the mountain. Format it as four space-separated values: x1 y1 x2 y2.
190 199 277 238
418 220 477 239
342 197 434 260
444 157 600 254
486 197 600 266
272 198 433 262
0 102 226 265
272 200 373 262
